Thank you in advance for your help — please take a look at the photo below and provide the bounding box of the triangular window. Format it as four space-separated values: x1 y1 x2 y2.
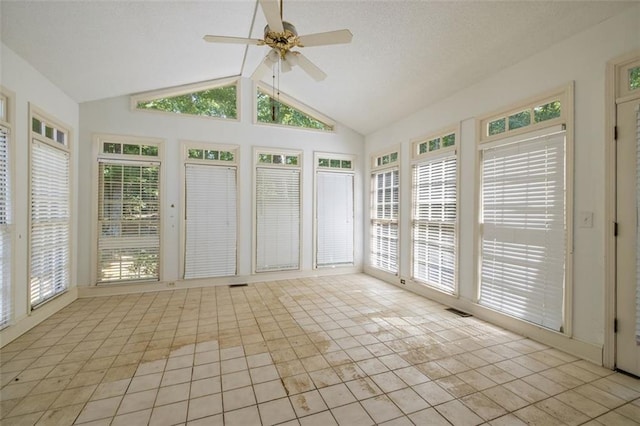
132 78 238 120
256 85 334 131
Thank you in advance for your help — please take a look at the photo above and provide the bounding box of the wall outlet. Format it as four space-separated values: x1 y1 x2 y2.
167 282 175 287
400 279 406 285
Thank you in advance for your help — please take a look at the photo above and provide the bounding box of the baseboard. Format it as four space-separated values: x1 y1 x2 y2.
368 271 604 366
0 287 78 349
78 266 364 298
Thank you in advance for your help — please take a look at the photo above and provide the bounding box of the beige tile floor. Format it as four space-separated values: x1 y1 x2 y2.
1 274 639 426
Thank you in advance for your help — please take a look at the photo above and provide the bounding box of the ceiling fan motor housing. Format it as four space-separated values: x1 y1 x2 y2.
264 21 300 55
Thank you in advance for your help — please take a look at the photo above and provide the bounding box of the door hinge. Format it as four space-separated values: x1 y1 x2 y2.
614 126 618 141
614 222 619 237
614 318 618 333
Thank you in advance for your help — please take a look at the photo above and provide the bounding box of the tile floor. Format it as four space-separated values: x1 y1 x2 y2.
1 274 639 426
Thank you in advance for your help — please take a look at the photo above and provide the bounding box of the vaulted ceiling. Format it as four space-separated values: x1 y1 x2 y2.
1 1 634 135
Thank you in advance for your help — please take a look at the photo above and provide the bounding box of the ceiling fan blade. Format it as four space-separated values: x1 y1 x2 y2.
297 29 353 47
259 0 284 33
251 50 279 81
295 52 327 81
203 35 263 45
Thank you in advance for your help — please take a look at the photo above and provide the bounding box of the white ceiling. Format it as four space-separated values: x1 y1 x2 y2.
1 1 634 135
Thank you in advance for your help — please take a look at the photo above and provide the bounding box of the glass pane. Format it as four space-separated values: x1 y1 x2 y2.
319 158 329 167
534 101 561 123
341 160 352 169
0 97 5 121
55 130 66 144
45 126 54 139
630 66 640 90
285 156 298 165
442 133 455 147
123 144 141 155
390 152 398 163
488 118 506 136
256 90 332 130
330 159 341 168
258 154 272 163
419 142 428 154
205 150 219 160
220 151 234 161
141 145 158 156
32 117 42 134
103 143 121 154
508 110 531 130
137 84 237 119
273 155 284 164
428 138 440 151
188 149 203 159
381 155 390 165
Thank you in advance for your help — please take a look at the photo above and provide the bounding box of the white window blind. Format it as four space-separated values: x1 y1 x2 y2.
480 131 566 331
317 171 354 267
0 126 11 328
412 154 457 293
635 107 640 343
98 161 160 283
31 140 70 307
371 169 398 274
185 164 237 278
256 167 300 272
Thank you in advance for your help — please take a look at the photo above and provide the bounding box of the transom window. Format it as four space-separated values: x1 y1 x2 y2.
256 83 334 131
257 151 300 166
187 147 236 163
32 116 68 146
482 97 563 140
132 77 238 120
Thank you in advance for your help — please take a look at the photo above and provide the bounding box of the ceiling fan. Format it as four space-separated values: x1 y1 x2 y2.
203 0 352 82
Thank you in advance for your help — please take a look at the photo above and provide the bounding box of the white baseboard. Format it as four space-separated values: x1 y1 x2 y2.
365 268 604 366
78 266 364 298
1 288 78 349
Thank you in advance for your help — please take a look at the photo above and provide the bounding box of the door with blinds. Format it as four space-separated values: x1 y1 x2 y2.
316 171 354 267
371 168 399 274
98 161 160 283
0 125 11 328
256 166 300 272
412 153 457 293
184 164 237 278
479 129 566 332
615 56 640 376
30 138 70 307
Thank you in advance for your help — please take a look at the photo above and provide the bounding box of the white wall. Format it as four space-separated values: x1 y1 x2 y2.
364 6 640 361
0 43 80 345
78 78 364 290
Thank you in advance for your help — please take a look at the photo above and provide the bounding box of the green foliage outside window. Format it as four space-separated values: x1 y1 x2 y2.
137 85 237 119
630 67 640 90
257 91 332 131
534 101 561 123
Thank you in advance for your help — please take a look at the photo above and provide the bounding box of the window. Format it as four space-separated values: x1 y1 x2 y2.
255 149 301 272
0 94 11 327
97 137 161 283
256 83 334 131
132 78 238 119
315 153 355 268
479 127 567 331
483 98 563 140
412 129 457 293
30 109 71 308
370 150 399 274
184 144 238 279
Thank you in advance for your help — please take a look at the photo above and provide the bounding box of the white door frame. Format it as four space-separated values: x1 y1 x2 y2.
604 49 640 369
